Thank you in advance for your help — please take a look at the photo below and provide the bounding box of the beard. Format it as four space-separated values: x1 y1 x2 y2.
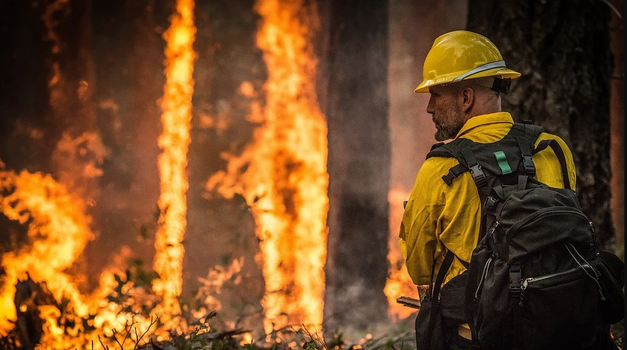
433 106 464 141
434 123 463 141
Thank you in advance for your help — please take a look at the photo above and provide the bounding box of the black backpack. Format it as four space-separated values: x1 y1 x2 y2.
424 122 624 349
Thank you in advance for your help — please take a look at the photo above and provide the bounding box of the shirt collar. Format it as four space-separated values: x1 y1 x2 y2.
455 112 514 139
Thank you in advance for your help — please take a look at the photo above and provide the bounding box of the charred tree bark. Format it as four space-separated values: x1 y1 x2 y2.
322 0 391 335
467 0 615 249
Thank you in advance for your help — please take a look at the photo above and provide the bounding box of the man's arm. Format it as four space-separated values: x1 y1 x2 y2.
399 159 448 286
400 156 483 286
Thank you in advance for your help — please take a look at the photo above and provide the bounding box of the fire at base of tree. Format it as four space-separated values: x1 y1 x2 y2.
0 261 416 350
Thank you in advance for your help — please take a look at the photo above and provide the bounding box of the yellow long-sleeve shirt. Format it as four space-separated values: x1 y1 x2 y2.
399 112 577 286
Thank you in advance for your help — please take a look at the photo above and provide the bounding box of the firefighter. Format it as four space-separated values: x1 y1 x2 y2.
399 30 578 350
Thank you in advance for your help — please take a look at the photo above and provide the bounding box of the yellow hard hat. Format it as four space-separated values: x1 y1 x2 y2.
414 30 521 93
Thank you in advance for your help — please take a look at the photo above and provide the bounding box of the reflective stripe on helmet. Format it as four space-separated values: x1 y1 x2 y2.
452 60 506 82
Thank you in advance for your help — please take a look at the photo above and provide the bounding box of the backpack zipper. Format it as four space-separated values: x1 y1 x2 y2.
506 207 590 237
519 263 603 303
520 265 593 290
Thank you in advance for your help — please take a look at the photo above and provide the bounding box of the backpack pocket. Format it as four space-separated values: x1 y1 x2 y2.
519 264 600 347
440 272 468 326
596 250 625 324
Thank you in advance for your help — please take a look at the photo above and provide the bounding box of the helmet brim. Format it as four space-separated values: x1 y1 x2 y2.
414 67 521 93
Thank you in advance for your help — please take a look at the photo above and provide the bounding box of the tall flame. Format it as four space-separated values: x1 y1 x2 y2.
206 0 328 330
152 0 196 320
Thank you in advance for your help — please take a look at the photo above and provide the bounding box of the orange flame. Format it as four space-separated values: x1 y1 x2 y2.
206 0 328 331
0 169 94 334
152 0 196 323
0 168 165 348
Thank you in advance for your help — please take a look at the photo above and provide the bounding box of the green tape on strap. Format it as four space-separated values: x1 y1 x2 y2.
494 151 512 175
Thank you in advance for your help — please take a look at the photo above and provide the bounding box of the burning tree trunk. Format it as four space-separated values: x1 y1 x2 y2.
186 0 265 319
467 0 615 249
322 0 391 335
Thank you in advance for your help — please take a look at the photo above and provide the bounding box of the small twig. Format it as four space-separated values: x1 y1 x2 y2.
134 315 159 349
599 0 624 20
98 335 109 350
112 329 124 349
120 319 135 349
302 324 326 350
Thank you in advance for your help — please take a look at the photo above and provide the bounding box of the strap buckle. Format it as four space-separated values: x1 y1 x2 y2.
469 164 487 187
509 264 522 297
522 155 536 176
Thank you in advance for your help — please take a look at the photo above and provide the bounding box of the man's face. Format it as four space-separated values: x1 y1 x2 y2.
426 85 464 141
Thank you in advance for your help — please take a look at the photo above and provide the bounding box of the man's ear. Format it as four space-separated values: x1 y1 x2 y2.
461 87 474 112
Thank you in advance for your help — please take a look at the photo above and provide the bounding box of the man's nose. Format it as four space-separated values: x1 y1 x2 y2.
426 99 434 114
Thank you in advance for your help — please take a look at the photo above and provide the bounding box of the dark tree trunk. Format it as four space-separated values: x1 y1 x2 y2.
80 0 172 289
184 0 265 314
609 0 624 259
0 0 98 263
322 0 391 335
0 1 51 250
467 0 615 249
0 1 51 173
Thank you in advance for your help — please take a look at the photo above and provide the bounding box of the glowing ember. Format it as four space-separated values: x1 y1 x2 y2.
152 0 197 323
206 0 328 331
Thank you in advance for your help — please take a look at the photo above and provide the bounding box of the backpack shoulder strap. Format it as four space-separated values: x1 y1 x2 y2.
428 250 456 299
534 139 572 190
426 139 482 186
508 123 544 177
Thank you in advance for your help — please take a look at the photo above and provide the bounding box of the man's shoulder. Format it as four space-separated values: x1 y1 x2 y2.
418 149 461 177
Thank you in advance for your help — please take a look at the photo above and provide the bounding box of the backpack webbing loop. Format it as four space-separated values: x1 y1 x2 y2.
442 164 467 186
